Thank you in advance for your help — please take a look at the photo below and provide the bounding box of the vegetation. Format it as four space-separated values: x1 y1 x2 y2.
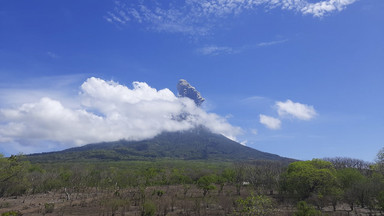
0 154 30 197
293 201 321 216
27 128 293 163
1 211 22 216
279 159 337 201
234 193 275 216
1 140 384 215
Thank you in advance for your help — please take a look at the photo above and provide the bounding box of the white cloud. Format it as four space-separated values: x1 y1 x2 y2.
259 114 281 130
105 0 358 35
257 39 289 47
0 77 241 153
240 140 248 146
0 74 86 108
276 99 317 120
251 128 258 135
197 45 234 55
47 51 59 59
197 39 288 55
301 0 357 17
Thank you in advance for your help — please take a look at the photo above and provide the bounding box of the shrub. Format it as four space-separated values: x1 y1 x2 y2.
152 189 164 197
141 200 156 216
44 202 55 214
1 211 22 216
234 193 275 216
294 201 321 216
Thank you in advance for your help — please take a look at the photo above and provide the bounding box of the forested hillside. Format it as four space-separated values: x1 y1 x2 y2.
27 127 293 163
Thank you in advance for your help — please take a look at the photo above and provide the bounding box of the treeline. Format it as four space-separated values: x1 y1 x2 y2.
1 156 280 197
279 158 384 212
2 151 384 215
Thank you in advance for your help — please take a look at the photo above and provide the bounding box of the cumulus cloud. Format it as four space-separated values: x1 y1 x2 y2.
276 99 317 120
259 114 281 130
0 77 241 152
105 0 358 35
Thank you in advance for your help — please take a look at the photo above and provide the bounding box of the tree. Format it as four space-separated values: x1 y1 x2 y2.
197 174 217 197
27 164 45 194
377 191 384 212
234 162 247 195
246 160 283 194
336 168 366 210
0 154 30 197
280 159 337 201
324 157 371 171
375 147 384 174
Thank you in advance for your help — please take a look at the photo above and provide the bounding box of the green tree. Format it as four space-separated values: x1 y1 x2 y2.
377 191 384 212
376 147 384 174
141 200 156 216
0 154 30 197
336 168 367 210
216 175 227 194
197 174 217 197
365 173 384 211
327 187 343 211
280 159 337 201
169 168 192 185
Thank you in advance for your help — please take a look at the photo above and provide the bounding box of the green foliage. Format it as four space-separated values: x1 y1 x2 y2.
336 168 366 189
294 201 321 216
280 159 337 200
141 201 156 216
197 174 217 196
221 168 235 183
1 211 22 216
169 168 192 184
0 154 30 197
336 168 369 209
234 193 275 216
152 189 164 197
376 147 384 173
377 191 384 211
327 187 343 211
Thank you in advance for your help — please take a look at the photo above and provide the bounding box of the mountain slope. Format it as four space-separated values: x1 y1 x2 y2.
27 128 293 163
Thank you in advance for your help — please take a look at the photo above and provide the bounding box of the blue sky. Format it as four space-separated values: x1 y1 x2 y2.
0 0 383 161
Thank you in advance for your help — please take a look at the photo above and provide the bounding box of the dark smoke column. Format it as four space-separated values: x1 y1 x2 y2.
177 79 205 106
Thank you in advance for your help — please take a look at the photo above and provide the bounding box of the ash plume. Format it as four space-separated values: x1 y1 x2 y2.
177 79 205 106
